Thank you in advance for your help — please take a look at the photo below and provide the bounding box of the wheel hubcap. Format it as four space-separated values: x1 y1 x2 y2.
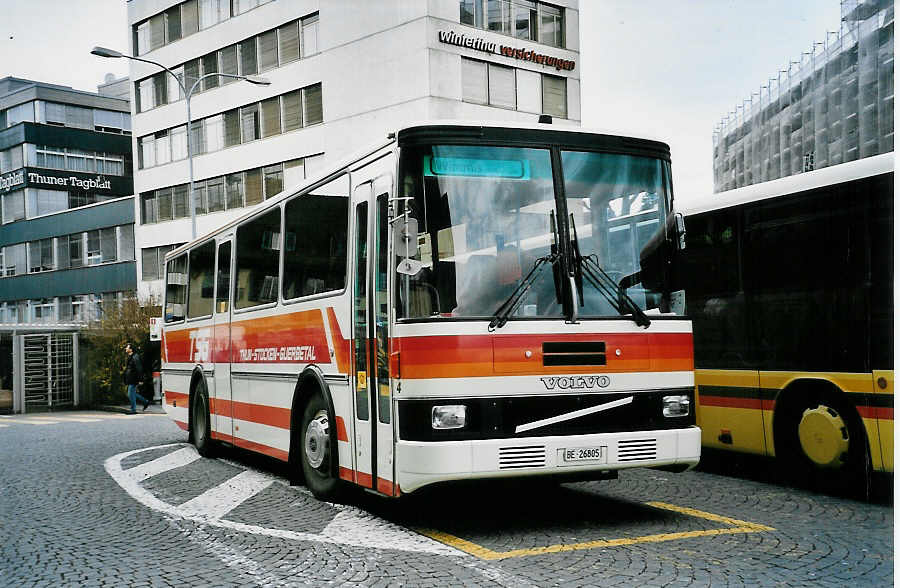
305 409 330 470
797 404 849 467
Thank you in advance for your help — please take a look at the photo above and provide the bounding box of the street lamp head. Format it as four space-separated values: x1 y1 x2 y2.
91 46 124 59
244 75 272 86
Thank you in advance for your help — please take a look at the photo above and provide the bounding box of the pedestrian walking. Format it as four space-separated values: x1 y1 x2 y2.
124 343 151 414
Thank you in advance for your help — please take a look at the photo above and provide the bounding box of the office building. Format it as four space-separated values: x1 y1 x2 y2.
0 77 135 412
712 0 893 192
127 0 581 300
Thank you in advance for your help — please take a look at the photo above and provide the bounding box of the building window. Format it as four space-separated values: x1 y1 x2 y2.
240 37 258 76
541 73 567 118
263 164 283 199
0 145 24 173
488 63 516 109
461 57 567 118
460 1 563 48
258 29 278 72
28 238 54 273
201 52 220 91
462 58 488 104
138 156 317 225
303 83 323 125
220 44 239 83
278 21 300 64
261 96 281 137
302 13 319 56
142 244 180 281
240 104 260 142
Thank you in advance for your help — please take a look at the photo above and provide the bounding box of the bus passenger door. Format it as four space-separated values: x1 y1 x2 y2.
213 238 234 444
351 193 374 488
350 172 396 495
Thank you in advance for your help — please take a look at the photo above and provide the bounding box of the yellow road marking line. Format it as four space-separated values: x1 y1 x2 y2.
418 501 774 560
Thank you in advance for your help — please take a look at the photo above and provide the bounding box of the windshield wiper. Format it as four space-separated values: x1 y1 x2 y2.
489 212 562 330
570 214 650 328
488 252 560 330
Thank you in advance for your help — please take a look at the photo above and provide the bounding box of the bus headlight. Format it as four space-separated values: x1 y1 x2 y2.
432 405 466 429
662 395 691 417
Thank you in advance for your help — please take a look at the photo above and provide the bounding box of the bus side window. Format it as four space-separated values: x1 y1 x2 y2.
187 241 216 318
164 254 187 322
683 209 749 368
234 208 282 309
283 183 349 300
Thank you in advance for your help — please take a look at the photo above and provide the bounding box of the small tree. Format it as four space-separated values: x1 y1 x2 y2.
82 297 161 405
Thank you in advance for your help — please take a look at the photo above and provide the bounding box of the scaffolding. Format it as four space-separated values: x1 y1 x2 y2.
713 0 894 192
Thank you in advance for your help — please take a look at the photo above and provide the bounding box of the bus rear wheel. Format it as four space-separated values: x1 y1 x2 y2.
191 380 216 458
300 394 342 501
776 388 870 497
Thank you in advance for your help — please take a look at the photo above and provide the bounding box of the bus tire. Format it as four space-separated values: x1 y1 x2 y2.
300 393 342 500
775 384 870 497
191 379 216 458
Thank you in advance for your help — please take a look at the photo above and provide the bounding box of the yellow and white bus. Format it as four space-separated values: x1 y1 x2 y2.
161 122 700 499
680 153 893 489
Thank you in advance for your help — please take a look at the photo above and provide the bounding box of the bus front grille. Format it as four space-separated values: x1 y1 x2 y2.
618 438 656 461
498 445 546 469
542 341 606 366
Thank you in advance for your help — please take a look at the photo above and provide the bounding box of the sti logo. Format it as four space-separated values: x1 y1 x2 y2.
540 375 611 391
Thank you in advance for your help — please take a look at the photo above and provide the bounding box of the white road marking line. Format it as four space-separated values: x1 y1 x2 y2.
105 444 458 556
124 446 201 482
32 416 102 423
179 470 273 520
0 419 58 425
0 424 7 428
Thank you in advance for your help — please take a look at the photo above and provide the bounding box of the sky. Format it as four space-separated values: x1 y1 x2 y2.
0 0 841 207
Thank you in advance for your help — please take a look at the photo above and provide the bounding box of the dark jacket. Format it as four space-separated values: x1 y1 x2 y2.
124 353 144 385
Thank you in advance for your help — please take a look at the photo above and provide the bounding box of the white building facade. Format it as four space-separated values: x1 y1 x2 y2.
127 0 580 300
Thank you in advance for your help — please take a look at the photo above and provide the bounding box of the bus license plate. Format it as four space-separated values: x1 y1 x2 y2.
562 446 606 463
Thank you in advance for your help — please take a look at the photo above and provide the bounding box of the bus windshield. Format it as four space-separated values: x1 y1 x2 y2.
397 144 672 320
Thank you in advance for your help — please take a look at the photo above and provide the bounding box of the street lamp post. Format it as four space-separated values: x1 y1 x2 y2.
91 46 270 240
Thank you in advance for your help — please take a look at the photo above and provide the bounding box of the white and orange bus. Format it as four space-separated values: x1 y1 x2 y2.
161 122 699 499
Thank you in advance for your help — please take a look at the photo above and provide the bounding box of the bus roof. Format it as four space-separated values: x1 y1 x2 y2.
680 152 894 217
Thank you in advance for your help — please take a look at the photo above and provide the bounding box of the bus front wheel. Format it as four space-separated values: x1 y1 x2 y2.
191 380 216 457
776 387 870 496
300 394 342 500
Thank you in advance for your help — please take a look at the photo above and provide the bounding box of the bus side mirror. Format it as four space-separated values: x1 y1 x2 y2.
674 212 686 250
393 216 419 258
394 215 422 276
639 212 685 291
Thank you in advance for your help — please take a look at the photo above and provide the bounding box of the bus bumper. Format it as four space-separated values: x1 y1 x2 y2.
396 426 701 493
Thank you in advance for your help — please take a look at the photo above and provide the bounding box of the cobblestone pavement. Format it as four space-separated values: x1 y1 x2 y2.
0 411 892 587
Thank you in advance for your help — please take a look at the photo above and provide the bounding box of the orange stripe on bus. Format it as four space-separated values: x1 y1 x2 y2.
174 420 188 431
377 477 395 496
396 333 693 378
356 471 373 487
327 307 350 374
699 396 763 410
339 467 354 481
335 416 349 442
165 309 329 364
859 406 894 420
231 437 290 461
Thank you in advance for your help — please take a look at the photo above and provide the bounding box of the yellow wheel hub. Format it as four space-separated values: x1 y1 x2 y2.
797 405 849 468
